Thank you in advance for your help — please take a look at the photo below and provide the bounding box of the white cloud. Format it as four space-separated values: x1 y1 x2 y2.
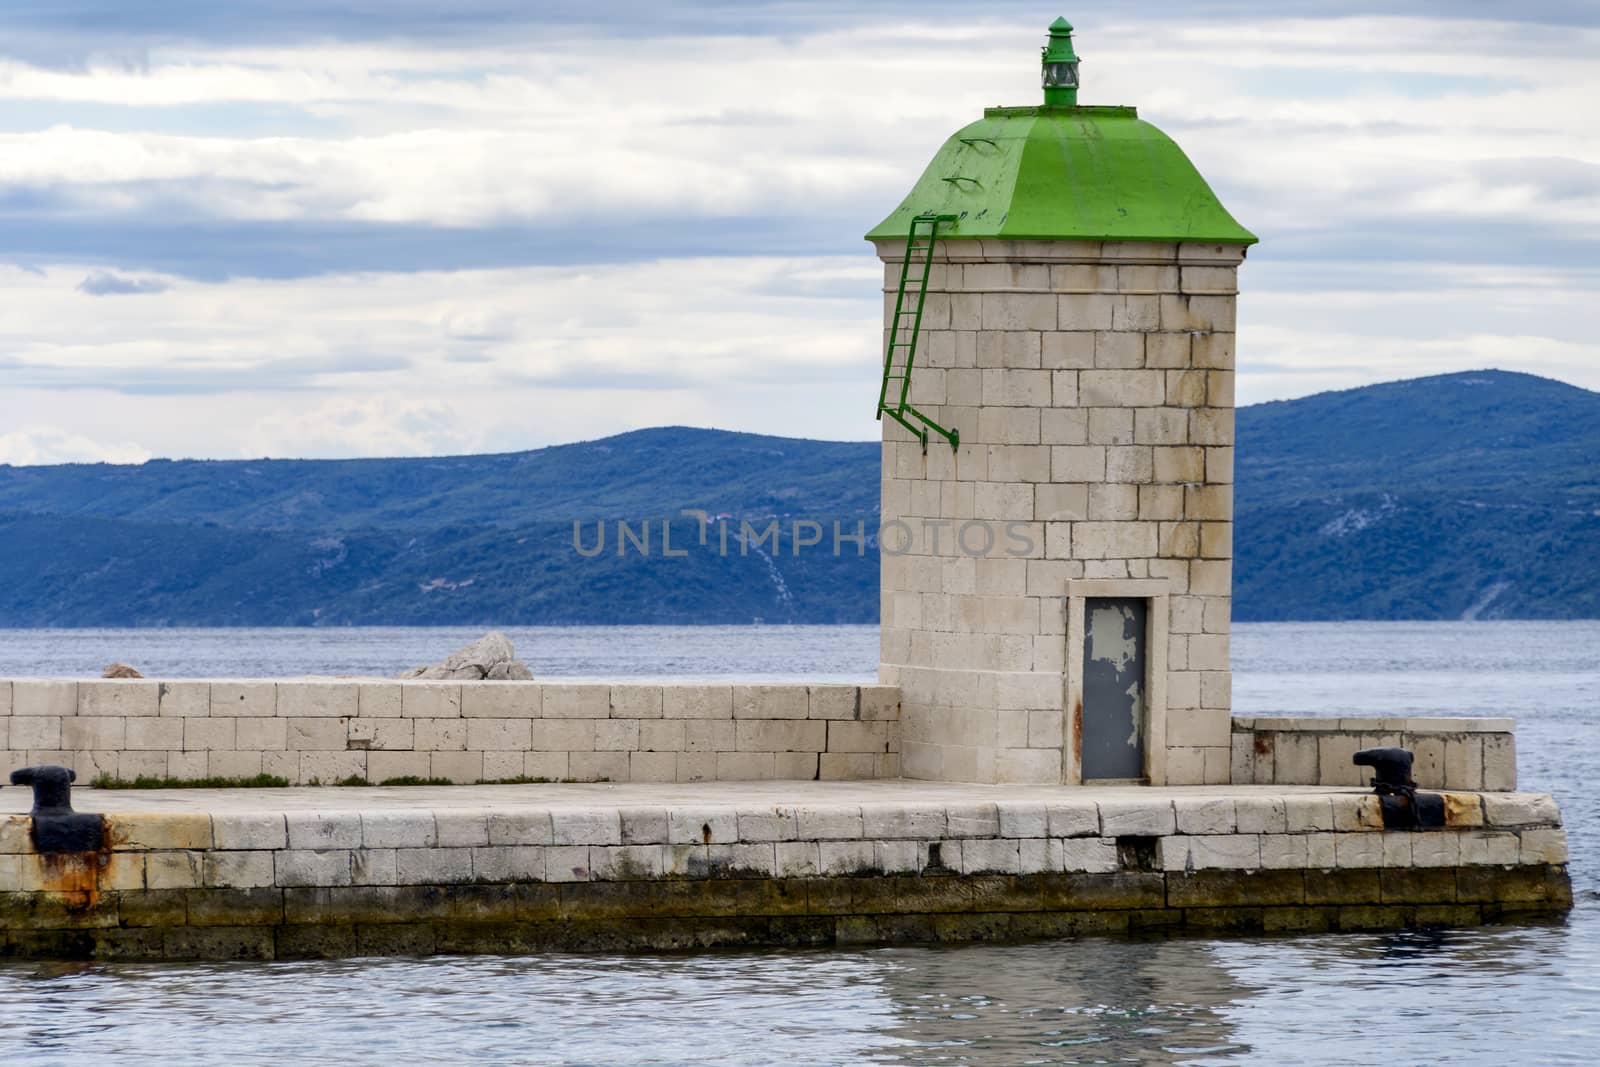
0 427 152 466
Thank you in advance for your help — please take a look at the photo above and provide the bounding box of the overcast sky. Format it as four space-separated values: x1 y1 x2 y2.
0 1 1595 463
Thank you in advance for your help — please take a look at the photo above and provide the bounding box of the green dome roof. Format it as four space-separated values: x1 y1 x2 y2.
865 105 1257 245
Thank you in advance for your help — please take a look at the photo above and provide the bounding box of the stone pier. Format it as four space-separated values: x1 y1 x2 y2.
0 781 1569 960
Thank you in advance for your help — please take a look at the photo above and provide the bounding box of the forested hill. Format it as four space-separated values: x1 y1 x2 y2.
0 369 1594 624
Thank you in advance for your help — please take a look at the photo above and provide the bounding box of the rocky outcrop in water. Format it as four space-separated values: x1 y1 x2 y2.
101 662 143 678
397 631 533 680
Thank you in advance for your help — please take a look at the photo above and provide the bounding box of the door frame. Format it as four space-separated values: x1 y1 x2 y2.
1063 579 1170 785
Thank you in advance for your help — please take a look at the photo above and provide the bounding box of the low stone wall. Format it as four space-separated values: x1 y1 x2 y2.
1231 717 1515 790
0 680 900 785
0 787 1570 959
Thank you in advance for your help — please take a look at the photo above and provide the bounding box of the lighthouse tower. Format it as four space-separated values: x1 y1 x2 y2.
870 18 1255 785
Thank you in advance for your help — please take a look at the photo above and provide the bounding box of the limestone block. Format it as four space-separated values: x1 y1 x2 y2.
592 720 639 752
233 718 285 751
1259 834 1310 870
1057 293 1115 329
1044 800 1099 837
464 719 530 752
777 755 819 780
1042 332 1095 370
1443 736 1484 790
275 850 353 888
795 806 865 840
481 752 523 781
994 801 1047 839
818 840 876 876
1334 834 1385 869
434 811 490 847
1099 800 1176 837
12 680 75 719
184 718 237 752
1459 830 1520 866
666 808 739 845
8 715 60 749
714 752 775 779
987 444 1051 483
1379 833 1412 868
206 682 272 718
78 680 157 718
213 813 288 851
1235 798 1288 834
1079 369 1163 408
412 717 469 753
542 846 590 882
428 751 483 784
395 847 473 885
1164 747 1206 785
168 751 209 779
1175 797 1236 834
1189 408 1234 447
356 683 401 718
458 684 541 719
1168 708 1230 748
63 716 125 751
1274 735 1320 785
1134 407 1189 447
1073 522 1157 560
978 406 1042 446
279 682 360 719
286 812 363 850
1520 828 1568 865
529 719 596 751
876 840 925 875
1330 794 1384 832
1088 482 1138 520
146 850 204 890
353 849 398 887
209 751 264 779
1411 737 1445 787
590 844 666 881
569 752 628 782
775 841 821 877
363 811 438 849
1087 408 1134 445
682 719 735 753
1483 735 1517 791
637 720 686 752
1105 446 1154 483
366 752 431 782
676 752 715 782
981 368 1052 407
861 804 946 840
1188 834 1260 870
1156 836 1191 872
1054 837 1120 873
980 292 1056 332
1152 446 1205 486
544 812 617 844
1414 831 1465 870
976 331 1042 370
118 751 168 779
1138 484 1184 522
1483 793 1561 828
960 837 1021 874
1305 833 1338 868
624 751 672 783
473 846 545 882
1092 331 1144 369
663 685 733 719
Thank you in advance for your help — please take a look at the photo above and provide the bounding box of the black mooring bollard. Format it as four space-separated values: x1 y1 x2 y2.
9 764 106 853
1352 747 1446 830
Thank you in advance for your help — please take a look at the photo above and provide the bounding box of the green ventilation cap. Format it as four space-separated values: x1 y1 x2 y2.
866 20 1256 245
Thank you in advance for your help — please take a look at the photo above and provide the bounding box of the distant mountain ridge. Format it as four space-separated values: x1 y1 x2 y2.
0 369 1594 625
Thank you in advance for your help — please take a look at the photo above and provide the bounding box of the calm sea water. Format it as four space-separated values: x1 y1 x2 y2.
1 620 1597 1066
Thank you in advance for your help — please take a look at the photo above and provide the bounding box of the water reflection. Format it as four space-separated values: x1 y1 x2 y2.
872 939 1252 1065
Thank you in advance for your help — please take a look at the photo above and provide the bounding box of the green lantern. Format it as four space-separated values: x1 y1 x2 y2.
1041 17 1079 107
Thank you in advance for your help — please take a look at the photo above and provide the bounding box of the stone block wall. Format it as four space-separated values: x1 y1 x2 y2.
875 238 1243 785
0 679 900 785
0 788 1569 959
1231 717 1516 791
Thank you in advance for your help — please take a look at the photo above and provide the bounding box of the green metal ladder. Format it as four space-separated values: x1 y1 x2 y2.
876 213 960 450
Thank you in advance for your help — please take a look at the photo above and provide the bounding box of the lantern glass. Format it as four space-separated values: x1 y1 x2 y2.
1043 61 1078 88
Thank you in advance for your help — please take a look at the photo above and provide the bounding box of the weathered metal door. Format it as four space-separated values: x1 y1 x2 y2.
1081 597 1147 780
